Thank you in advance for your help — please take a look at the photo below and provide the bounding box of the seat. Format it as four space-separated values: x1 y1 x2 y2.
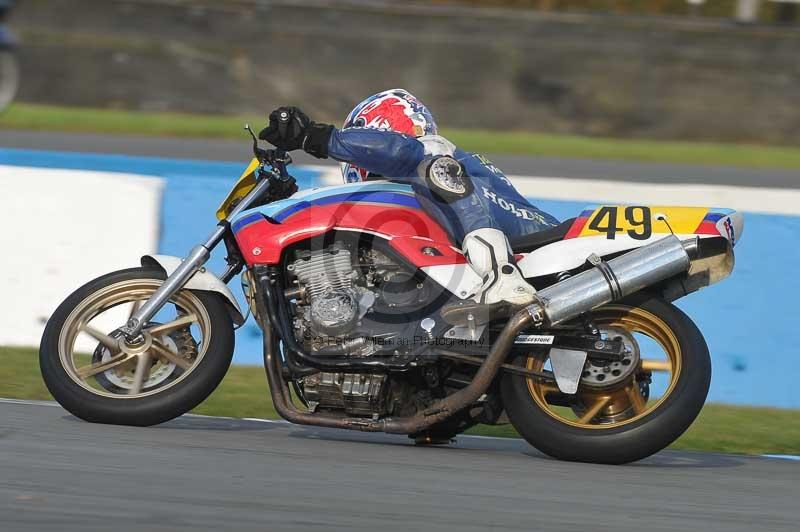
508 218 575 253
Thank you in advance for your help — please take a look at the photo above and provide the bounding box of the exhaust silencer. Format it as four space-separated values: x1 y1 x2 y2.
527 235 697 327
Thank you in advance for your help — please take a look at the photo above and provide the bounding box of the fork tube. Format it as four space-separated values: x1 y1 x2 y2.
122 176 274 338
122 226 226 337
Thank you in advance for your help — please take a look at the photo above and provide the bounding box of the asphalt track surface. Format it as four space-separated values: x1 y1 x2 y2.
2 129 799 188
1 400 798 532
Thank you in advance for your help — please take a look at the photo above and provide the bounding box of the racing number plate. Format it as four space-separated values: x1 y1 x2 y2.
570 205 711 240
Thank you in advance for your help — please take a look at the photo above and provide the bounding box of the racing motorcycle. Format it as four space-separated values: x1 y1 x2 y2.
0 0 18 112
40 127 743 464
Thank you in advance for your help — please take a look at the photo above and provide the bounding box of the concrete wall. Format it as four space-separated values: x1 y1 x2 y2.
8 0 800 143
0 164 162 348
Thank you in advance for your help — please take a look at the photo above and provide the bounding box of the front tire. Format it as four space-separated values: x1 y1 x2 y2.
501 294 710 464
40 267 234 426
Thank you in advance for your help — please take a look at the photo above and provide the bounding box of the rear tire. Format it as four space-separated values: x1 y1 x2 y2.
501 294 710 464
40 267 234 426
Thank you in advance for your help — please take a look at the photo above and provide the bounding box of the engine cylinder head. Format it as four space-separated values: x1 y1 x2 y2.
289 248 354 299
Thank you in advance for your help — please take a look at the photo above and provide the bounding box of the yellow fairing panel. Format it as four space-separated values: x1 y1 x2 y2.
216 158 260 221
573 205 709 240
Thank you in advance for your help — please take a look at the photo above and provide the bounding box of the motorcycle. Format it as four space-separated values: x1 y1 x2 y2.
40 126 743 464
0 0 18 112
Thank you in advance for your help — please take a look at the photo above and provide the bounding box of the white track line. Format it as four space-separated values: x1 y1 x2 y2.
761 454 800 462
241 417 290 424
0 397 61 407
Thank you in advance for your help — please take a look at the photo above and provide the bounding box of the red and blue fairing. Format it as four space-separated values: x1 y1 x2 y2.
230 181 467 268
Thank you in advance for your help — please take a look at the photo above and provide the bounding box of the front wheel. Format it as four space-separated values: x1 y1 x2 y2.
40 267 234 426
501 294 711 464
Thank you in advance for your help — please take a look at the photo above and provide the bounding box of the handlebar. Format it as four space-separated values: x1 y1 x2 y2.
243 122 292 181
242 122 293 182
258 148 292 182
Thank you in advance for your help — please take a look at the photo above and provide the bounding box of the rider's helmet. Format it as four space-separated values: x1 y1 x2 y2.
341 88 438 183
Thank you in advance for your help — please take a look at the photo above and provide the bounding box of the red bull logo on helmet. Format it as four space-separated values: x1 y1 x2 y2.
356 96 423 137
344 89 437 138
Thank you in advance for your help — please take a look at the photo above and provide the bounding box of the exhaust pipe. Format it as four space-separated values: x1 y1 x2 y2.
526 235 697 327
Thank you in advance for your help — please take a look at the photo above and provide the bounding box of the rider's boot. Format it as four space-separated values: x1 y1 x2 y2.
441 228 537 325
463 228 537 305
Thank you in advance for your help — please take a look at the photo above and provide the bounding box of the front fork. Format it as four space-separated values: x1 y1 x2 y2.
119 227 225 339
119 175 275 340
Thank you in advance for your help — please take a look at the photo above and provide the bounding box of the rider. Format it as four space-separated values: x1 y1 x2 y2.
260 89 559 306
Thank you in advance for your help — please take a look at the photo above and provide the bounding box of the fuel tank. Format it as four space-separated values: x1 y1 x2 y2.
229 181 464 267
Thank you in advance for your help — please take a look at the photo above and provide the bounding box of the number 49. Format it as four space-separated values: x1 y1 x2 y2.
588 206 652 240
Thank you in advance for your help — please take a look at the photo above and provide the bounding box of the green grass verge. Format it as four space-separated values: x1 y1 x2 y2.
4 345 798 455
3 103 800 170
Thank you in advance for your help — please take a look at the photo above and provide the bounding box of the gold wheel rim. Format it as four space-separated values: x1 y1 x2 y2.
57 279 211 399
525 305 682 430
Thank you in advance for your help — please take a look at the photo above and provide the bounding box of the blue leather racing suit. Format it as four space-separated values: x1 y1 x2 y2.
328 128 559 244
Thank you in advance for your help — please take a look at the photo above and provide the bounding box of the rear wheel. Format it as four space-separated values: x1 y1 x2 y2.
501 294 710 464
40 267 234 426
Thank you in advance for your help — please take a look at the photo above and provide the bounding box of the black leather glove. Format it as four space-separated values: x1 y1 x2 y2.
259 106 334 159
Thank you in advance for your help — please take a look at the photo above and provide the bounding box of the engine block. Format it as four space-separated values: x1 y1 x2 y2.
302 372 387 417
286 242 423 360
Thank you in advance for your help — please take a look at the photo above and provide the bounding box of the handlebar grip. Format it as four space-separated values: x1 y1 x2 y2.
276 109 291 139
